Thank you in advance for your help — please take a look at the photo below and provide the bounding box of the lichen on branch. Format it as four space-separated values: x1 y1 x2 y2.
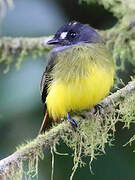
79 0 135 18
0 80 135 179
0 37 52 72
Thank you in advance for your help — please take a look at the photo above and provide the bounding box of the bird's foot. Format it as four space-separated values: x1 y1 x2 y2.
94 104 104 115
67 113 78 129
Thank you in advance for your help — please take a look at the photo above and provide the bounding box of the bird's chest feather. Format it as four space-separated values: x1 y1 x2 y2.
46 61 113 119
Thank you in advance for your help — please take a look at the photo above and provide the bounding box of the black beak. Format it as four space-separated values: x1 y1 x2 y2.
47 38 60 45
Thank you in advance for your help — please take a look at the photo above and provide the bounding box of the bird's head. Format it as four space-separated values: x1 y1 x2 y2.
47 21 102 47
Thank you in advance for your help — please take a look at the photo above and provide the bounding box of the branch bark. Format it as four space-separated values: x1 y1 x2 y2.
0 36 52 55
0 80 135 178
0 36 52 72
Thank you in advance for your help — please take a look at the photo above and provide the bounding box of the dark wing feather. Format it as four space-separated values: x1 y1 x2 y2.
40 72 48 103
40 54 55 103
39 54 56 134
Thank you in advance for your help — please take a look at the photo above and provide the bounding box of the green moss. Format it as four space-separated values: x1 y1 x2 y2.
99 17 135 86
119 93 135 146
119 93 135 128
79 0 131 18
6 168 23 180
2 93 135 180
5 110 117 180
60 111 116 178
0 37 50 72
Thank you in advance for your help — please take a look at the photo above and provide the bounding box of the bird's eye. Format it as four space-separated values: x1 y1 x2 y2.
69 32 77 38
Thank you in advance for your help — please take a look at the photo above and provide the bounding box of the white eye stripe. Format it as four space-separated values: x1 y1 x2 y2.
60 32 68 39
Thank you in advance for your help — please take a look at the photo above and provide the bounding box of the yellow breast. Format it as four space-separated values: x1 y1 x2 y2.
46 44 114 120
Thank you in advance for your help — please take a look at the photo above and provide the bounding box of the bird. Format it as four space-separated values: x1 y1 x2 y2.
39 21 114 134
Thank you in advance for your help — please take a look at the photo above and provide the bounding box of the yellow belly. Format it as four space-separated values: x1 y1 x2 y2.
46 65 114 120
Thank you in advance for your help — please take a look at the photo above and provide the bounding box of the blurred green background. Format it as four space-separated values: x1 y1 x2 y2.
0 0 135 180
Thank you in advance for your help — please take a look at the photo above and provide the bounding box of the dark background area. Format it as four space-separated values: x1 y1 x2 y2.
0 0 135 180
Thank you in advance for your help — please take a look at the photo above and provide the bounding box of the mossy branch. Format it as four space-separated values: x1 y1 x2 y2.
1 18 135 74
80 0 135 18
0 37 52 56
0 36 52 72
0 80 135 179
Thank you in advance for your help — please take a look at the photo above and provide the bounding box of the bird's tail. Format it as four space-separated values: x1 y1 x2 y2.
38 111 52 134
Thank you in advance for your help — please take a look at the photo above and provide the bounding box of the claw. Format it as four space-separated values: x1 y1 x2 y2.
94 104 104 114
67 113 78 128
